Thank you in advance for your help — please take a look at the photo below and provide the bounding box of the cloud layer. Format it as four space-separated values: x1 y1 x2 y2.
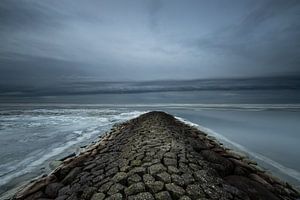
0 0 299 87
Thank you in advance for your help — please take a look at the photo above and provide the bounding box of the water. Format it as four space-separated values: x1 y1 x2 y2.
0 105 145 195
1 77 300 196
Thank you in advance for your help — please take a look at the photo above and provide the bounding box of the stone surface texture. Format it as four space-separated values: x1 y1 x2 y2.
11 111 300 200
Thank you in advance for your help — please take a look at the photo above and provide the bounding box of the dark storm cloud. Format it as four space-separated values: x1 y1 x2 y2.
0 0 300 96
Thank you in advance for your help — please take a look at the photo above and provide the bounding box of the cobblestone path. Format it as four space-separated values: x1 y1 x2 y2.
12 111 300 200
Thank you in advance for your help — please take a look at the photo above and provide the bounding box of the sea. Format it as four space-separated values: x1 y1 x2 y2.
0 77 300 197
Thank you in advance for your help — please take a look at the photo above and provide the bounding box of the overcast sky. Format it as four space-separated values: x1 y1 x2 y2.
0 0 300 87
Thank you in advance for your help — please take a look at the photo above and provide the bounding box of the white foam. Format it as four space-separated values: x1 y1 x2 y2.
176 116 300 183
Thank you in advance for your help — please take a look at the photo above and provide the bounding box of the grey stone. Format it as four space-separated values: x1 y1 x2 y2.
129 167 146 175
163 158 177 166
181 173 195 185
179 196 192 200
112 172 127 184
45 182 64 198
143 174 155 183
167 166 180 174
171 174 185 186
105 193 123 200
186 184 205 198
155 191 172 200
165 183 186 198
105 167 119 177
148 164 166 175
145 181 164 193
107 183 125 195
61 167 81 185
91 193 105 200
128 192 154 200
124 182 146 196
164 152 176 159
81 187 97 199
155 172 171 183
128 173 142 185
98 181 113 193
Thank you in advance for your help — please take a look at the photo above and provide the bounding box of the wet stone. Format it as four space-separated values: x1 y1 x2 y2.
129 167 146 175
165 183 186 199
143 174 155 183
105 193 123 200
164 152 177 159
105 167 119 177
145 181 164 193
91 193 105 200
171 174 185 186
98 181 113 193
107 183 125 195
45 182 64 198
128 192 155 200
124 182 146 196
112 172 127 184
81 187 96 199
131 159 142 167
167 166 180 174
128 174 142 185
181 173 195 185
148 163 166 175
61 167 81 185
155 191 172 200
179 196 192 200
163 158 177 166
155 171 171 183
186 184 206 198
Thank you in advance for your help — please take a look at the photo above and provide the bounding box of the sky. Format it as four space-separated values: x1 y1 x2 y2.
0 0 300 95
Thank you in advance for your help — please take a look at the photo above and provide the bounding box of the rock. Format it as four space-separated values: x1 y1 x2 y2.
128 174 142 185
91 193 105 200
129 167 146 175
171 174 185 186
167 166 180 174
45 182 64 198
124 182 145 196
81 187 96 199
155 172 171 183
163 158 177 166
225 175 280 200
105 167 119 177
179 196 192 200
107 183 125 195
61 167 81 185
181 173 194 185
148 164 166 175
186 184 205 198
112 172 127 184
155 191 172 200
128 192 154 200
143 174 155 183
165 183 186 198
131 159 142 167
105 193 123 200
58 185 71 196
145 181 164 193
201 150 234 176
98 181 113 193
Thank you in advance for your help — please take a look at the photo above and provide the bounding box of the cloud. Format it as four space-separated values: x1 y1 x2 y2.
0 0 299 89
147 0 163 32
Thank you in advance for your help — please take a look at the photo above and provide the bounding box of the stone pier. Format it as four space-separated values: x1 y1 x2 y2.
12 111 300 200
